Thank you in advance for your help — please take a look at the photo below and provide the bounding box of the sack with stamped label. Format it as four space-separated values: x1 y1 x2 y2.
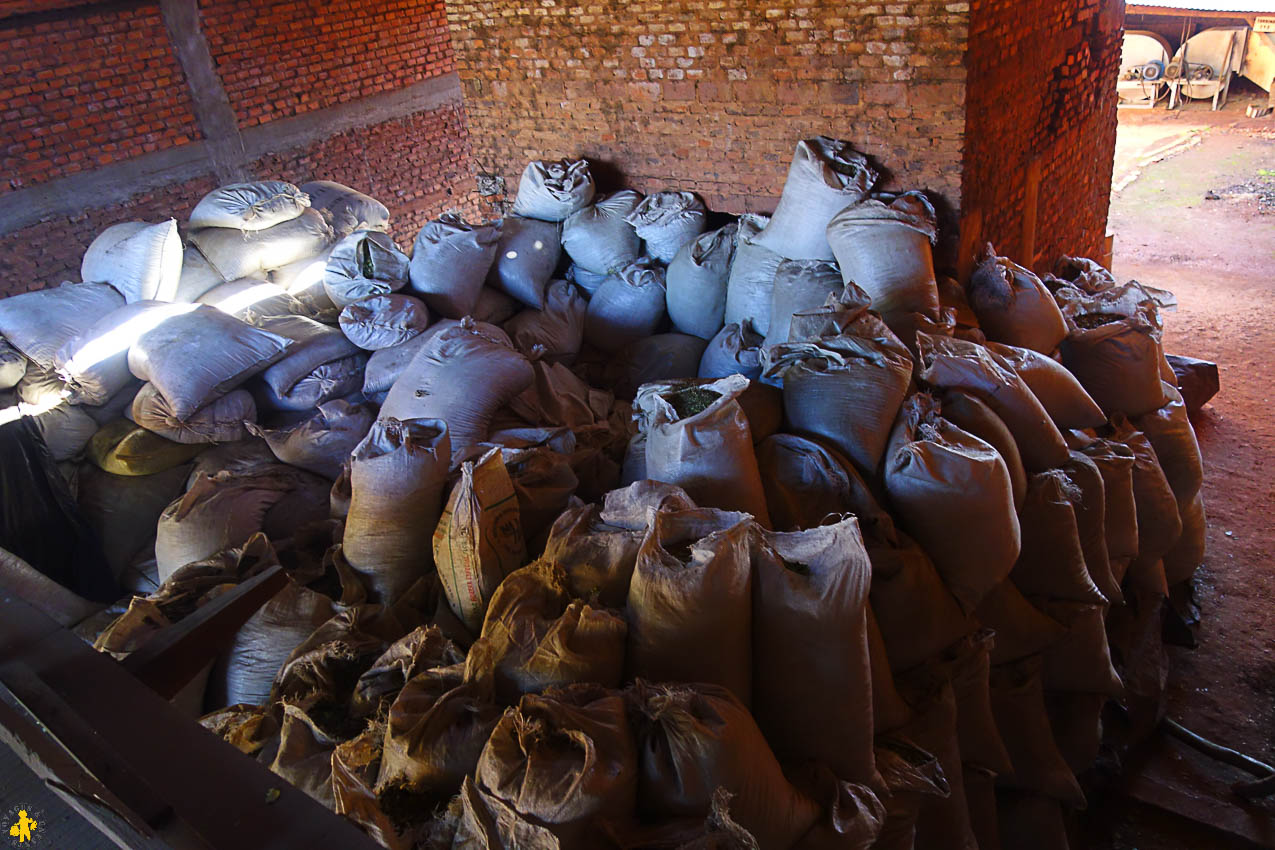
433 447 528 633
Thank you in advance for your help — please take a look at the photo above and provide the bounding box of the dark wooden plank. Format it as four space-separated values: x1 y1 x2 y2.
1120 737 1275 848
0 693 163 848
0 667 173 828
0 592 382 850
120 564 287 700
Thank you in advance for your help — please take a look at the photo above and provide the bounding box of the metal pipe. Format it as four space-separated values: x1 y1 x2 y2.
1163 717 1275 798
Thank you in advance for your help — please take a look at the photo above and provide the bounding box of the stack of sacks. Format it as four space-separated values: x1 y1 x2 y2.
300 180 391 236
15 141 1209 850
0 283 127 459
827 190 943 351
248 315 363 413
0 180 397 595
184 182 336 310
762 283 913 481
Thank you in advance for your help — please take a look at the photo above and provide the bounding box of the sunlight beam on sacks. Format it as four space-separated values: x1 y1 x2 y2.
59 302 199 377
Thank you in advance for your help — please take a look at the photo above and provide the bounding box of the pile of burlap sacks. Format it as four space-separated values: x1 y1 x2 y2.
0 137 1206 850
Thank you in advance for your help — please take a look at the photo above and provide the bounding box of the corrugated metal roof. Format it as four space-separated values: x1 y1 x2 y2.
1129 0 1275 11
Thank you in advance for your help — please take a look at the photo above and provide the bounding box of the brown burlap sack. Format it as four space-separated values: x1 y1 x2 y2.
868 532 971 674
1164 492 1206 586
1058 451 1124 605
995 790 1070 850
985 340 1105 429
966 246 1068 354
868 736 949 850
451 775 563 849
988 656 1085 807
630 680 823 849
464 560 626 704
896 677 979 850
332 724 422 850
785 763 885 850
198 702 278 759
475 684 637 845
1110 415 1182 569
884 394 1020 612
751 518 877 786
155 470 294 582
1044 691 1106 777
916 630 1013 776
1079 438 1139 572
1010 471 1107 604
270 703 340 807
376 666 502 799
1057 286 1168 419
917 332 1069 472
498 445 579 546
351 625 465 719
1106 584 1169 743
542 481 696 607
434 447 528 634
267 606 392 729
756 433 862 532
329 463 352 519
344 417 450 604
974 580 1066 666
1039 600 1122 697
867 608 915 735
595 786 763 850
1133 382 1203 513
962 765 1001 850
626 508 753 704
634 375 772 525
937 388 1028 509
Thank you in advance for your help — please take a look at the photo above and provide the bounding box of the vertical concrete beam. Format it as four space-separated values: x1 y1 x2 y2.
160 0 251 183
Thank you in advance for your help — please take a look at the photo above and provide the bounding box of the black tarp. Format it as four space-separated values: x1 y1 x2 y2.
0 416 118 603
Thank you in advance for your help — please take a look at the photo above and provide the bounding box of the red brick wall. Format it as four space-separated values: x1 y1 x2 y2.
0 173 218 295
448 0 969 225
1 3 202 193
0 0 473 297
0 103 476 295
200 0 456 128
252 103 479 248
961 0 1125 272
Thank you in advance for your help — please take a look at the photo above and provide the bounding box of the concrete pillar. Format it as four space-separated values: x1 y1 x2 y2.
160 0 252 183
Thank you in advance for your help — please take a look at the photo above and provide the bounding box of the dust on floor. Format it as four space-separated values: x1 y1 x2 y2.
1092 92 1275 848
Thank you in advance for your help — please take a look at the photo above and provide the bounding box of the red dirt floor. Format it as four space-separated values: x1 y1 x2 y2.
1074 88 1275 849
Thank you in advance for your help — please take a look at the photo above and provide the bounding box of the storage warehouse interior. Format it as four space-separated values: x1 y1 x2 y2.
0 0 1272 847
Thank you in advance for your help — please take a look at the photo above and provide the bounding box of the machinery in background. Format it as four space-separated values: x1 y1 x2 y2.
1119 30 1174 107
1166 26 1249 109
1118 21 1275 113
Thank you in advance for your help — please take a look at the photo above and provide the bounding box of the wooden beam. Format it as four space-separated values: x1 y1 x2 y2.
120 564 287 700
957 207 983 285
1119 737 1275 847
0 592 382 850
0 695 161 847
1127 6 1258 25
1022 158 1043 271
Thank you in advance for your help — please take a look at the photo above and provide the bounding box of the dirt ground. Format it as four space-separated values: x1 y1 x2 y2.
1081 87 1275 847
